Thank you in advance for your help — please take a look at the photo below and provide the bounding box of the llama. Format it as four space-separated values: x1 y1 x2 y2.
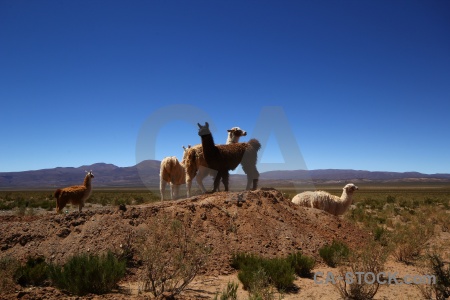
291 183 359 216
226 127 247 144
197 122 260 192
54 170 94 213
182 126 248 196
160 156 185 201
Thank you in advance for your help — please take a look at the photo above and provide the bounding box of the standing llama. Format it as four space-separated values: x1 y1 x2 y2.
197 122 260 192
291 183 359 216
182 126 248 196
54 171 94 213
160 156 185 201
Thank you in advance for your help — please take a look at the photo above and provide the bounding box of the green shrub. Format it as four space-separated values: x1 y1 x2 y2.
49 251 126 296
373 227 388 243
261 257 295 290
15 257 49 287
319 240 350 267
247 267 279 300
287 251 315 278
231 252 261 270
386 195 396 203
238 264 263 291
232 252 295 291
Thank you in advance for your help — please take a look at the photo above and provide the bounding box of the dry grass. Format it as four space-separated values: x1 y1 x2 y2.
335 243 387 300
136 215 211 298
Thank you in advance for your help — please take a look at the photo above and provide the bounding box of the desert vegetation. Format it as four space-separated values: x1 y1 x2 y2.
136 216 211 298
0 252 126 296
0 183 449 299
0 189 160 214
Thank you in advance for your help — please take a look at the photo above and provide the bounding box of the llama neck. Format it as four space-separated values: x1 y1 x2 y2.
337 189 353 214
200 133 216 149
226 134 240 144
83 175 92 188
200 133 220 166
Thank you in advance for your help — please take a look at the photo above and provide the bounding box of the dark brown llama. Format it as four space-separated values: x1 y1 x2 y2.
197 122 260 192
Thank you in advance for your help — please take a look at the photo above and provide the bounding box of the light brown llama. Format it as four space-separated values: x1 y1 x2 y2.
160 156 186 201
54 171 94 213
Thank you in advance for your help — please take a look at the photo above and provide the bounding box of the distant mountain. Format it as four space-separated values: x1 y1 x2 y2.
1 161 449 189
0 162 160 189
260 169 450 181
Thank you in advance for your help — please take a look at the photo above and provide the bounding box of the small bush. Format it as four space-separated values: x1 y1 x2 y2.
231 252 261 270
373 226 389 246
263 257 295 290
15 257 49 287
335 243 386 300
49 251 126 296
287 251 315 278
319 240 350 267
0 257 19 294
247 267 279 300
213 281 239 300
137 216 211 298
419 254 450 300
232 252 295 292
386 195 396 203
391 222 433 264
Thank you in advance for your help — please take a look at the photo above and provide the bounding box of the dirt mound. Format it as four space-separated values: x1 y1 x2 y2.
0 188 369 298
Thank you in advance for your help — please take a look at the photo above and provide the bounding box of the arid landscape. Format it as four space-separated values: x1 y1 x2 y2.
0 180 449 299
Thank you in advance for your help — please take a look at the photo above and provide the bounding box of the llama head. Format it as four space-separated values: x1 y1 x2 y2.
197 122 211 136
343 183 358 193
85 170 95 178
227 127 247 141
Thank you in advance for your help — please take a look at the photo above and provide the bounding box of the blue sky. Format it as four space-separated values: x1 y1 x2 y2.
1 0 449 174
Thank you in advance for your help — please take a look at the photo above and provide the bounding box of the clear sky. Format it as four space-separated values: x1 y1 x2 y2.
1 0 449 174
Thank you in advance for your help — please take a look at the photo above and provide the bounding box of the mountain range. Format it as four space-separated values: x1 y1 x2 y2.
1 160 450 189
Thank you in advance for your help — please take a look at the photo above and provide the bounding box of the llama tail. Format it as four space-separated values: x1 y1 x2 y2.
248 139 261 151
54 189 62 199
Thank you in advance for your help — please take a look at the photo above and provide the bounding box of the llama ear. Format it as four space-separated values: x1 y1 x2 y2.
205 122 209 128
197 123 202 128
227 129 232 132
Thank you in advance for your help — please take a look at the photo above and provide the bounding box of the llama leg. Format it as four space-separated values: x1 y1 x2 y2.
174 184 180 200
58 200 66 213
170 183 175 200
186 176 192 198
212 173 221 192
246 176 252 190
222 171 229 191
243 165 259 190
252 179 259 190
160 179 167 201
196 168 208 193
